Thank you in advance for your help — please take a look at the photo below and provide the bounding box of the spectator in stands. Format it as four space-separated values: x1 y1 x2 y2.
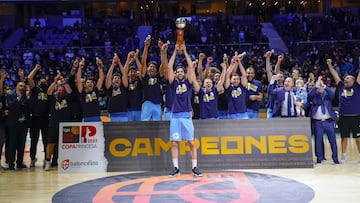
291 67 302 81
23 49 33 70
339 57 355 77
327 58 360 164
76 57 104 122
305 72 316 91
27 64 49 167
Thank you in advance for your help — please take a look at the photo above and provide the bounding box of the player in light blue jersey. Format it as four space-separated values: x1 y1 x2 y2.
166 42 202 177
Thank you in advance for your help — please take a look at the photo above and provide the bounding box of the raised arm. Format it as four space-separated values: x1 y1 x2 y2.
0 69 7 97
58 75 72 94
216 62 227 92
182 44 199 91
16 68 25 83
140 35 151 77
158 40 166 77
274 54 283 74
197 53 206 81
47 75 60 95
76 59 85 93
265 50 273 82
133 49 142 79
223 53 229 70
69 59 79 90
160 42 169 78
204 57 213 79
326 59 341 85
28 64 41 89
167 45 177 84
268 74 280 96
96 58 105 90
105 55 118 90
121 51 134 88
237 55 248 87
224 60 236 89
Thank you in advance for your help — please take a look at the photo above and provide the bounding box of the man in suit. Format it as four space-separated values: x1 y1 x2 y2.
268 75 297 117
308 76 340 165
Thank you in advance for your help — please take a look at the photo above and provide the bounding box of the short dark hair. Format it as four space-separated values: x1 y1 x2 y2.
175 66 186 73
85 76 96 82
129 66 137 71
113 72 121 77
148 61 158 67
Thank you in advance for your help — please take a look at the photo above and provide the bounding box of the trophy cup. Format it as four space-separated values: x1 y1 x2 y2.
175 17 186 46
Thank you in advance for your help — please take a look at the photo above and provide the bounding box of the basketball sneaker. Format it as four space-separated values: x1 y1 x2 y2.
168 167 180 177
192 167 203 177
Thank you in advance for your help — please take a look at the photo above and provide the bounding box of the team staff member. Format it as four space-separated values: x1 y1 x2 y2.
44 74 73 171
2 71 29 171
27 64 49 167
327 59 360 163
166 42 202 177
76 58 104 122
308 76 340 165
265 51 284 118
268 75 297 117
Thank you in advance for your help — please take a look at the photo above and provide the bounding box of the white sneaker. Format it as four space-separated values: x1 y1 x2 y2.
44 161 51 171
2 163 9 170
340 156 346 164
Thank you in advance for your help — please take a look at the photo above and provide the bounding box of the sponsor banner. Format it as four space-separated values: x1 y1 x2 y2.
104 118 313 172
58 122 108 173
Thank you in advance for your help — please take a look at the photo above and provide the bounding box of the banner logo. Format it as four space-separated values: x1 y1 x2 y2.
81 126 97 143
61 159 70 170
62 126 80 143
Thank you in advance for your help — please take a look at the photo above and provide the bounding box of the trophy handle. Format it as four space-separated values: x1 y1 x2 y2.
177 29 184 46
